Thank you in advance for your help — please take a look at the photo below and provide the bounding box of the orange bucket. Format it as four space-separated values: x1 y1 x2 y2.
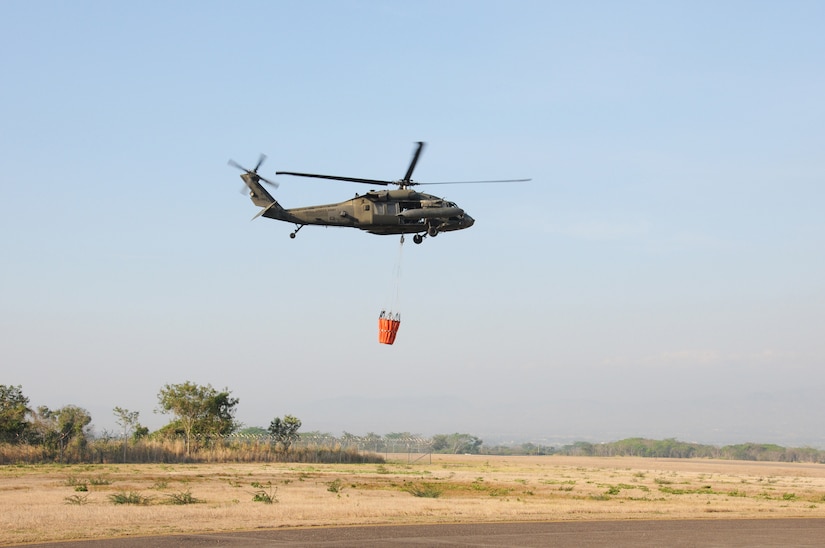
378 311 401 345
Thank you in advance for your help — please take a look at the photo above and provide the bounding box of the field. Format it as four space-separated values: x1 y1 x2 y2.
2 454 825 545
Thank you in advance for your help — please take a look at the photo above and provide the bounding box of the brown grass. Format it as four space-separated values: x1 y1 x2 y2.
2 454 825 545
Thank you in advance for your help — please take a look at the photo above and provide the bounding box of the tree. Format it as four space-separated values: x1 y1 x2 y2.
157 382 239 455
201 390 240 438
0 385 31 443
28 406 58 448
566 441 595 456
113 407 141 462
268 415 301 453
432 433 483 454
30 405 92 461
363 432 384 452
57 406 92 454
133 424 149 441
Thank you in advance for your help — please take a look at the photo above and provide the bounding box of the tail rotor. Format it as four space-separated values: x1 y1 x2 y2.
228 154 280 190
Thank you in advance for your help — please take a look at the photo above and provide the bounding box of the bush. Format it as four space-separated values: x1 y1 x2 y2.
64 494 89 505
403 483 442 498
251 481 277 504
166 489 202 505
109 491 151 505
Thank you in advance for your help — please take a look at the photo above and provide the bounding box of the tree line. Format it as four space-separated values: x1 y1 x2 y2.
485 437 825 463
3 384 824 464
0 382 313 464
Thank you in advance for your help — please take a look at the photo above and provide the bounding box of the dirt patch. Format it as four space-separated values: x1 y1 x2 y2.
2 455 824 545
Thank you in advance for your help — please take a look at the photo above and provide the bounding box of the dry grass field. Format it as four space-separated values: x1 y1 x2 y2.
2 454 825 545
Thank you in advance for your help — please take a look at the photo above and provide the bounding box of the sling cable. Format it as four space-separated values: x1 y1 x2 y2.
378 235 404 344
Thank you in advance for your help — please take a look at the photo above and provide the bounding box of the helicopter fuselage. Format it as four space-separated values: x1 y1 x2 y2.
263 188 474 236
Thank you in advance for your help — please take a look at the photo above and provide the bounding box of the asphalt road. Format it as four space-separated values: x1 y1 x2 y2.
14 519 825 547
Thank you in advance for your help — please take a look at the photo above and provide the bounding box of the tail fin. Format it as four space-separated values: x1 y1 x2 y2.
229 156 287 220
242 172 276 208
243 173 292 222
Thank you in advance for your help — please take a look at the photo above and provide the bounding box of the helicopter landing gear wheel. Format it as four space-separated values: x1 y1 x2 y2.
290 224 305 239
427 225 439 238
413 234 424 244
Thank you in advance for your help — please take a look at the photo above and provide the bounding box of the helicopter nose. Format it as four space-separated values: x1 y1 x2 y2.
463 214 474 227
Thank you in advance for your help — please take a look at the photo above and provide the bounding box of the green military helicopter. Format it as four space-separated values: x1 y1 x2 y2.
229 142 529 244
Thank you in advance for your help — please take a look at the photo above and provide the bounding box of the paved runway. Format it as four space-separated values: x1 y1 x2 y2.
16 519 825 547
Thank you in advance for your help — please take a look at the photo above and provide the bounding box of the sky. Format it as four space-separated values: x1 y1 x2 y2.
2 1 824 447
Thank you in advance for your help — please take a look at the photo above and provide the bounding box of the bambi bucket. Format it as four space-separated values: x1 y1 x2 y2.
378 311 401 345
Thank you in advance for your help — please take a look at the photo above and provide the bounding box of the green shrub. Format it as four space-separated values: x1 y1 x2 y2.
167 489 202 505
64 494 89 505
326 479 343 493
403 483 442 498
109 491 150 505
251 481 277 503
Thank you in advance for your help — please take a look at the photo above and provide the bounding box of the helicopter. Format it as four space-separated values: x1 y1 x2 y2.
229 142 529 244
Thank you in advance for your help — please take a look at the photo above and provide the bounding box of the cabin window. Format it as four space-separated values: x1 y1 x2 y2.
374 202 399 215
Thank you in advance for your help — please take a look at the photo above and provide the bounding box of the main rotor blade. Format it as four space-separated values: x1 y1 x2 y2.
276 171 394 186
402 141 425 183
418 178 532 185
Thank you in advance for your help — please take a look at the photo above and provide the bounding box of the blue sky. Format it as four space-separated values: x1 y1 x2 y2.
2 1 824 446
